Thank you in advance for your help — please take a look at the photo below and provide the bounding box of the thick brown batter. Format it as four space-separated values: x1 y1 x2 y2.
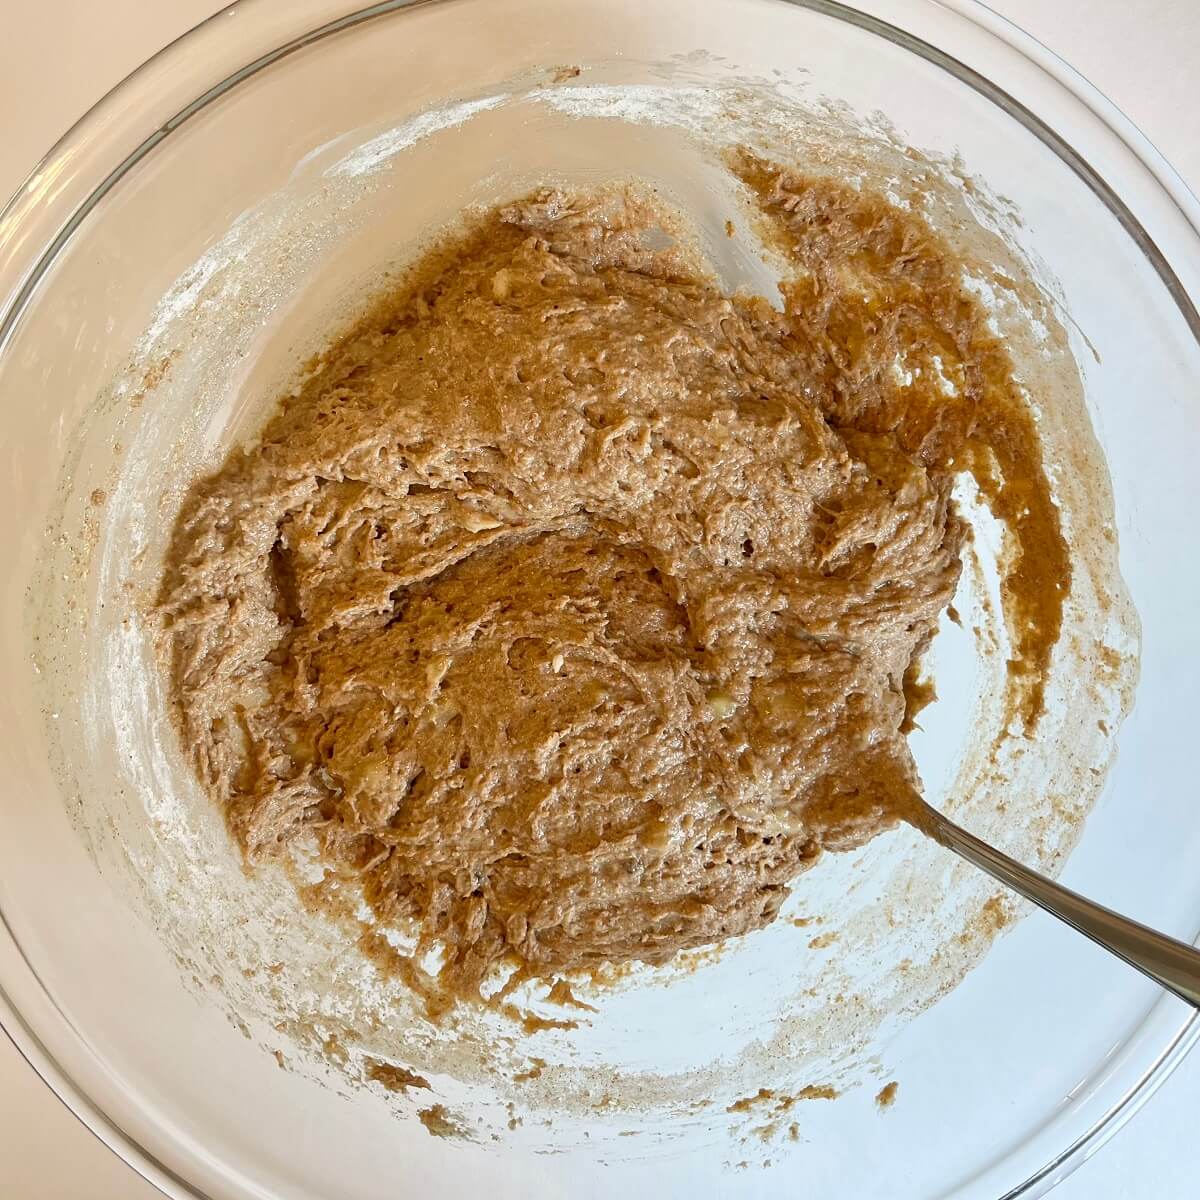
156 153 1066 1004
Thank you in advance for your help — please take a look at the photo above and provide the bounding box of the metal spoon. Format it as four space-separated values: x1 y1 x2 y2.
912 799 1200 1008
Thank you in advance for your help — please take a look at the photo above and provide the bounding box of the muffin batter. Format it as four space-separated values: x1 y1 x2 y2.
156 153 1067 1003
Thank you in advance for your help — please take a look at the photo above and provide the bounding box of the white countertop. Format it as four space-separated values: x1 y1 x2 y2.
1 2 1197 1195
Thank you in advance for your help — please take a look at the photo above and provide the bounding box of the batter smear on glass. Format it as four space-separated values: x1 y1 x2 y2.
156 151 1068 1008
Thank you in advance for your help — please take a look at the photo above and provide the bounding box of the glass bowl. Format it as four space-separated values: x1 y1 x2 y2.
1 1 1198 1197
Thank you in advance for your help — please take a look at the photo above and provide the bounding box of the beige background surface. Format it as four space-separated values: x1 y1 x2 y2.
1 1 1198 1196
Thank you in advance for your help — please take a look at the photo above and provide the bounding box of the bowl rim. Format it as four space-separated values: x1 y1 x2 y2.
1 2 1197 1197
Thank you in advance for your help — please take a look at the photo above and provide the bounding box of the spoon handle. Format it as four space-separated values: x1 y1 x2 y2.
918 803 1200 1009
